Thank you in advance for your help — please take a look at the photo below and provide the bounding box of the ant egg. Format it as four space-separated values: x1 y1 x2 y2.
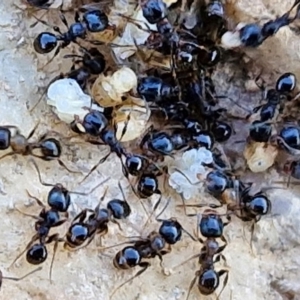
92 67 137 106
114 101 150 142
47 78 101 123
243 141 278 173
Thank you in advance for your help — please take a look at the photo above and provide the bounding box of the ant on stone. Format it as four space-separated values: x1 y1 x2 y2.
0 267 42 290
9 162 109 280
0 123 79 174
237 0 300 47
247 72 297 143
33 8 113 67
100 197 195 298
64 182 131 251
173 209 230 299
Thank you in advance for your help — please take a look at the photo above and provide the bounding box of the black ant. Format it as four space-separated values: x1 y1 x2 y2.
0 124 79 174
25 0 53 9
172 209 229 299
247 73 297 143
0 267 42 290
33 8 113 67
9 163 109 280
102 197 195 298
137 76 180 103
64 182 131 250
238 0 300 47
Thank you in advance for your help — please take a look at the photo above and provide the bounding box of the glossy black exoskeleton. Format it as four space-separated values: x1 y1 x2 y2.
249 121 272 143
10 192 68 279
34 10 110 56
184 225 229 298
197 46 221 68
65 186 130 250
276 72 296 94
239 24 263 47
205 170 230 197
278 126 300 154
137 174 160 198
137 76 179 102
237 185 271 221
239 1 300 47
26 0 52 8
199 210 226 238
0 125 77 173
192 130 214 150
140 0 167 24
70 110 108 135
158 219 182 245
210 121 232 143
141 130 175 157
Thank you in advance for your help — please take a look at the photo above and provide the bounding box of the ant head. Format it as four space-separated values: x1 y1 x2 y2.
206 170 229 196
48 184 71 212
239 23 263 47
107 199 131 219
83 110 108 136
276 72 297 94
158 219 182 245
199 213 224 238
141 0 167 24
211 121 232 143
33 32 57 54
82 10 109 32
40 138 61 158
125 154 145 176
26 243 48 265
137 174 159 198
244 193 271 217
198 269 220 295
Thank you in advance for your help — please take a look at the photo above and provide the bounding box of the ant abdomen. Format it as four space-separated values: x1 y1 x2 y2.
198 269 219 295
34 32 57 54
114 247 141 269
26 244 48 265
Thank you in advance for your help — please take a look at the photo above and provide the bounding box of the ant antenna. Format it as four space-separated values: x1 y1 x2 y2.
30 158 110 195
0 267 42 289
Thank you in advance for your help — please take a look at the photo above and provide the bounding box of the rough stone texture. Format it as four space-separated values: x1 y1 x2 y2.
0 0 300 300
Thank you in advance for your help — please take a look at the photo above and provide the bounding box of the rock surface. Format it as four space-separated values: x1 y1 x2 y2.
0 0 300 300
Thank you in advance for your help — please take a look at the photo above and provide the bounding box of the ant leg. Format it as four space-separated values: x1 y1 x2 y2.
46 233 63 282
59 12 69 29
109 262 150 299
38 45 63 71
142 193 164 229
0 267 42 288
217 269 229 299
185 272 199 300
57 158 81 174
0 152 15 161
250 221 256 255
29 158 56 187
79 152 110 184
94 186 109 212
26 190 45 208
14 206 44 221
27 122 40 139
172 253 201 270
9 234 39 269
71 177 111 196
217 236 228 254
72 209 89 224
